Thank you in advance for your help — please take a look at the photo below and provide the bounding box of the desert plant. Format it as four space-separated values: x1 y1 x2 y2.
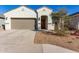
51 8 71 31
55 29 67 36
51 8 71 36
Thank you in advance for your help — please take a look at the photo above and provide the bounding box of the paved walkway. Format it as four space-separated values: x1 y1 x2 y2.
0 30 76 53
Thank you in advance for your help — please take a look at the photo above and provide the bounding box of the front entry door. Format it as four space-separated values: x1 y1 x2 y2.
41 16 47 29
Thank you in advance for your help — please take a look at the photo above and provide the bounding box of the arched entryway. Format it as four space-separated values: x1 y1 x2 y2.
41 15 48 29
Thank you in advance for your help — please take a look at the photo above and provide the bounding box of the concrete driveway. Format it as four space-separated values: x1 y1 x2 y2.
0 30 43 53
0 30 76 53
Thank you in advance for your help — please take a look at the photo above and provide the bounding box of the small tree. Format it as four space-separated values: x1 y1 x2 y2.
51 12 61 31
51 8 71 36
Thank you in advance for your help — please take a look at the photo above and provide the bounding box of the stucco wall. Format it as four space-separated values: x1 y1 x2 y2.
4 6 55 30
37 7 54 30
4 6 36 30
4 6 36 18
5 17 11 30
0 19 5 26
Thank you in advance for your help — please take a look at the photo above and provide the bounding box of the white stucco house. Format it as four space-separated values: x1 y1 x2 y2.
37 7 54 30
4 6 54 30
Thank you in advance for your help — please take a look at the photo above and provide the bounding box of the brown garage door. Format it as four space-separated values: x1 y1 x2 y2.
11 18 35 30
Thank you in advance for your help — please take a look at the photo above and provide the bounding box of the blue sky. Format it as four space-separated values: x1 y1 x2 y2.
0 5 79 15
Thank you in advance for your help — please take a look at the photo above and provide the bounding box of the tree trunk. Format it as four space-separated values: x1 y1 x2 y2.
58 19 61 30
61 19 64 30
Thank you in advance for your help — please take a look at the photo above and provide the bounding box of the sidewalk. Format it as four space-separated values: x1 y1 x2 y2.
42 44 77 53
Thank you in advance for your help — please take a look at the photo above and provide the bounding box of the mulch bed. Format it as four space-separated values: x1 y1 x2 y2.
34 31 79 52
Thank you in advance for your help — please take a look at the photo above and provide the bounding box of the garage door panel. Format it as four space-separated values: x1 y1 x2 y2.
11 18 35 30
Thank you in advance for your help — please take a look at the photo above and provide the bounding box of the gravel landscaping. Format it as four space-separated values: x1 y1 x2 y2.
34 31 79 52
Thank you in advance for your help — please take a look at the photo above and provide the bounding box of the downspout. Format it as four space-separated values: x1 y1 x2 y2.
34 10 38 31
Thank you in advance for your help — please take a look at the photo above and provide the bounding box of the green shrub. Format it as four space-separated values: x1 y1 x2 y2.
55 30 67 36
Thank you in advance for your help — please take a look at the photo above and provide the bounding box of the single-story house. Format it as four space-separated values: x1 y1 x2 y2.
70 12 79 30
4 6 54 30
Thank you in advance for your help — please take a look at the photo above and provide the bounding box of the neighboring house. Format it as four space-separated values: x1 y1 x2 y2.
4 6 54 30
70 12 79 30
0 14 5 30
